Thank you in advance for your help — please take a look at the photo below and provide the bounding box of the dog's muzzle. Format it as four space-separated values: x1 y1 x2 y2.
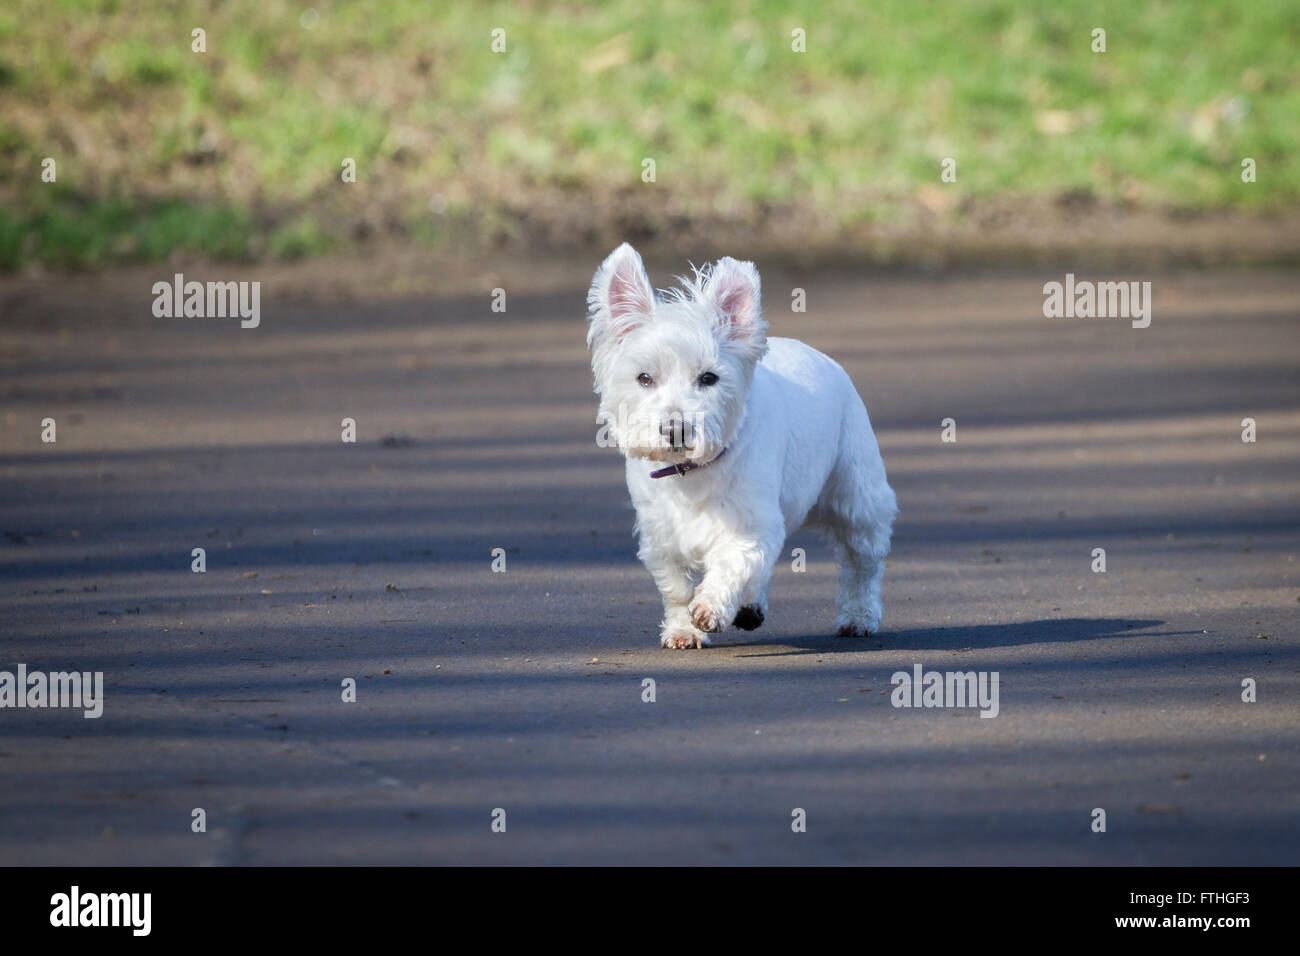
659 417 691 450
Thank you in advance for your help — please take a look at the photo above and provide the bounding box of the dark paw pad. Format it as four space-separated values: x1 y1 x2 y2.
732 606 765 631
836 624 874 638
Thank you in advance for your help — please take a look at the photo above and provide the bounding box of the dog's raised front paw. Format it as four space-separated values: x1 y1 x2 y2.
661 629 711 649
834 613 876 639
688 598 726 633
732 605 765 631
836 623 874 638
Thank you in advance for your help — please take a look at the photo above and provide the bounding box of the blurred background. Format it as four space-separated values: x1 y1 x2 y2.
2 0 1298 273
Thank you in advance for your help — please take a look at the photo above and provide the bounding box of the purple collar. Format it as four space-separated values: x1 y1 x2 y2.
650 447 728 479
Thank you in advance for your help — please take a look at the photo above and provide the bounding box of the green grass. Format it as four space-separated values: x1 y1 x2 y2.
1 0 1297 268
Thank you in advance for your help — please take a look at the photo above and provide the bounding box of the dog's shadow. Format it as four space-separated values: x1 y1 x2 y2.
728 617 1173 656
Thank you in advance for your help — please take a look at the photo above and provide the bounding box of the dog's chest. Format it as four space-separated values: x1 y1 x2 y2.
632 473 751 565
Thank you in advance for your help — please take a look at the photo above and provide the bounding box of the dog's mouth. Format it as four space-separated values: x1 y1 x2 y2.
636 441 723 465
645 444 696 463
612 414 720 464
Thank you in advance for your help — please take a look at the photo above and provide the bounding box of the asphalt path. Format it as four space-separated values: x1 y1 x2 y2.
1 266 1297 864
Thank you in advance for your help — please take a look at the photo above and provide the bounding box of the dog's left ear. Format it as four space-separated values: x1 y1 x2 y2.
701 257 766 347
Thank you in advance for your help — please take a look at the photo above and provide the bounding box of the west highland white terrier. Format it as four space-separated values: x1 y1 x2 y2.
587 243 897 649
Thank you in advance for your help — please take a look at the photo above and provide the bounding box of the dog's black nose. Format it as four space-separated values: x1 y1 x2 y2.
660 418 687 447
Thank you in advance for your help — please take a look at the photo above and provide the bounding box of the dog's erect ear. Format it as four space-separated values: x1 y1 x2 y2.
700 257 765 345
588 243 655 349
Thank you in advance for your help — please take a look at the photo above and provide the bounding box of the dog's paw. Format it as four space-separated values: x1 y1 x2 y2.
833 614 877 639
688 597 726 633
732 605 765 631
661 629 711 650
836 623 874 638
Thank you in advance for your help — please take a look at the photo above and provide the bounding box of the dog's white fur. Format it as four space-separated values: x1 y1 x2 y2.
587 243 897 649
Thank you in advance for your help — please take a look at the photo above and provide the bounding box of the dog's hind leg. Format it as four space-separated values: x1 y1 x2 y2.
828 527 889 637
820 419 897 637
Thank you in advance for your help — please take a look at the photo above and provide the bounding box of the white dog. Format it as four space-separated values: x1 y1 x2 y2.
587 243 897 649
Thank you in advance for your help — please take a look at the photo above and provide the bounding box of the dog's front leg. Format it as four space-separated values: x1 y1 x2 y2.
688 521 784 634
639 540 710 649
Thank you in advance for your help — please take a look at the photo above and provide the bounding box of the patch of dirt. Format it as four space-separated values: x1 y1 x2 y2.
1 193 1298 307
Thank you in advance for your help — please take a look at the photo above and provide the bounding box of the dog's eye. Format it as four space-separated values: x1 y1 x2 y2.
637 373 654 387
698 371 719 387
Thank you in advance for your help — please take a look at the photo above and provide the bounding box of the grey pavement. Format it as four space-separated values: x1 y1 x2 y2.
0 266 1297 864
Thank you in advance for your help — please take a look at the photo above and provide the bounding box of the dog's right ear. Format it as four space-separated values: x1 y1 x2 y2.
587 243 655 350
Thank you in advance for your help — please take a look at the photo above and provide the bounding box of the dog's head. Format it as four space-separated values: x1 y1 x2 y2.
587 243 768 465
